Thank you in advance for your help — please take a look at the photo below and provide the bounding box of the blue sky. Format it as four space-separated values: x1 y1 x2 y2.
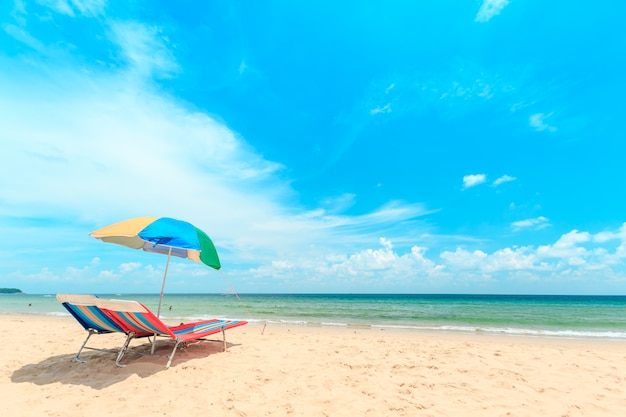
1 0 625 295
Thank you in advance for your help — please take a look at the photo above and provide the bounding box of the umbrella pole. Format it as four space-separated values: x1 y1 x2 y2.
157 246 173 318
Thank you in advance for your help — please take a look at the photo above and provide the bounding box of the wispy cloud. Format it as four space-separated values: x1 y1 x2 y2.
475 0 510 23
439 78 495 101
4 2 626 294
2 23 45 51
512 216 550 231
238 60 247 74
529 112 557 132
108 20 179 78
9 0 27 26
0 55 436 288
463 174 487 189
493 174 516 186
70 0 107 17
38 0 75 16
37 0 106 17
370 103 391 115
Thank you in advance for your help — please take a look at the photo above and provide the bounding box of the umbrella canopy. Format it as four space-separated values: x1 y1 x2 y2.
90 217 221 316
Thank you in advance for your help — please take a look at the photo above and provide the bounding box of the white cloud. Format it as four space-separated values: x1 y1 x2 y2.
439 78 495 101
70 0 107 17
475 0 510 23
320 193 356 213
493 174 516 186
2 23 45 51
238 60 247 74
436 225 626 281
441 246 538 273
556 230 592 247
440 248 488 269
512 216 550 231
38 0 106 17
9 0 27 26
529 112 558 132
120 262 142 273
318 240 441 281
463 174 487 189
593 224 626 243
534 230 615 268
485 247 538 272
38 0 75 16
370 103 391 115
3 5 626 294
1 51 439 292
108 20 179 77
537 230 591 259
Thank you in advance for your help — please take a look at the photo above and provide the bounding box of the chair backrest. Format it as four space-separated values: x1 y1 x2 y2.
96 299 176 339
56 294 124 333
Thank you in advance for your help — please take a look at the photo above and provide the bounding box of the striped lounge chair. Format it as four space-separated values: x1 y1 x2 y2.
96 298 247 368
56 294 150 363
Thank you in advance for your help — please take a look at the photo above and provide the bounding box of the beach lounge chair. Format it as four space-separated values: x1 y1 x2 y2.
56 294 146 363
96 298 247 368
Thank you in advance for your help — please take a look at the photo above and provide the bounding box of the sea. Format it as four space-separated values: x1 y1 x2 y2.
2 293 626 340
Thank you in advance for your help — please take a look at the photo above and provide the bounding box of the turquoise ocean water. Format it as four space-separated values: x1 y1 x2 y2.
2 293 626 340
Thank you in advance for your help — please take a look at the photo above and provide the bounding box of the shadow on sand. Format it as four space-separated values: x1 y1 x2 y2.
11 339 239 389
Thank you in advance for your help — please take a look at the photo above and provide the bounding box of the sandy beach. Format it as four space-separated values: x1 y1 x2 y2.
1 315 625 417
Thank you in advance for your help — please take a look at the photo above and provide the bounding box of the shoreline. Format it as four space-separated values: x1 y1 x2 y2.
3 310 626 342
5 293 626 343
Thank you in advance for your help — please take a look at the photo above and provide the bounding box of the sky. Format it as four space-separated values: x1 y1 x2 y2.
1 0 625 295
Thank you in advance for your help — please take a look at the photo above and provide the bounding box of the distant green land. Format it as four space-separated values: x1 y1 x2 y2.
0 288 23 294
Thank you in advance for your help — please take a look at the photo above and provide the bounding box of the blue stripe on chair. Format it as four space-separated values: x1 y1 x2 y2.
172 322 223 335
62 303 122 333
189 320 228 333
77 305 124 332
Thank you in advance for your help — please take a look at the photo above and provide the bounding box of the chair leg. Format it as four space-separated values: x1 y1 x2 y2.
222 327 227 351
75 330 95 363
115 333 135 368
165 340 181 369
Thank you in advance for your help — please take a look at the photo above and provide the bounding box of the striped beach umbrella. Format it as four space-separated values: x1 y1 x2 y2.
90 217 220 316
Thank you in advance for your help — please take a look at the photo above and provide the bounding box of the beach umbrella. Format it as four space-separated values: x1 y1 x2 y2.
89 217 221 317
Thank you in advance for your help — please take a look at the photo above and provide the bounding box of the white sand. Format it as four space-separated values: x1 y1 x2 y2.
1 315 626 416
